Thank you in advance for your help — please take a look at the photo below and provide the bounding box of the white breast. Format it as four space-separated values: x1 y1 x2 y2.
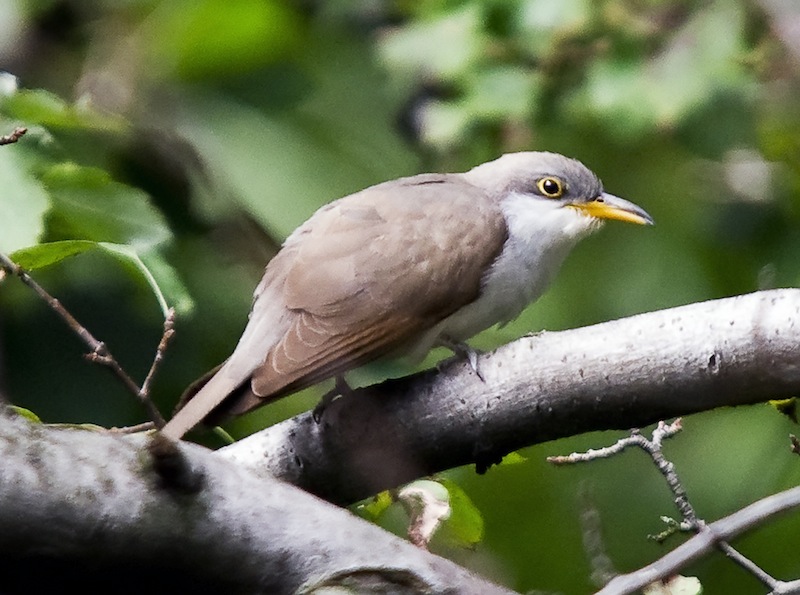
410 192 601 358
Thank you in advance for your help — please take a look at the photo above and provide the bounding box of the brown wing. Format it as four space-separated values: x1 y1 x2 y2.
163 174 508 436
244 174 508 405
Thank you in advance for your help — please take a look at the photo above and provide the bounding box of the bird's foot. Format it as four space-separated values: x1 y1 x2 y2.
312 376 354 423
437 336 485 381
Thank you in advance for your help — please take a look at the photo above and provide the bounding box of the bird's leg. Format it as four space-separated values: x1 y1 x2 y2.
437 335 485 381
312 375 353 423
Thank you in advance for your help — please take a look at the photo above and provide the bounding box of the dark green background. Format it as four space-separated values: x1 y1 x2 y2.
1 1 799 592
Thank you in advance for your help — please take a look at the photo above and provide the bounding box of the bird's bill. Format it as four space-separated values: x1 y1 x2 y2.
569 193 654 226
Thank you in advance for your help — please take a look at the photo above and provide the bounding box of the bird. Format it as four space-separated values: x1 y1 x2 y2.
161 152 653 441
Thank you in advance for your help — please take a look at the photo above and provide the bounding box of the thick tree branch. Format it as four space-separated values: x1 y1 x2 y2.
217 289 800 505
0 410 514 595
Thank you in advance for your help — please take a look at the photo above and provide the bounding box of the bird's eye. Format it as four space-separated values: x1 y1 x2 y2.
536 177 564 198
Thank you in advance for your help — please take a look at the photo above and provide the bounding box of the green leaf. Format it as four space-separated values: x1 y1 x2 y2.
211 426 236 445
417 99 472 150
575 57 654 139
43 163 171 248
0 89 127 133
437 478 484 548
647 3 748 125
177 94 413 240
464 66 539 121
516 0 591 57
9 240 192 318
137 248 195 316
143 0 302 80
573 2 749 139
99 243 188 318
10 240 97 270
9 405 42 423
358 490 395 520
770 398 797 424
379 4 486 81
0 150 49 253
498 451 528 466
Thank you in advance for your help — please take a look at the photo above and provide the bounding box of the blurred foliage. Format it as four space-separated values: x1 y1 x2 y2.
1 0 799 593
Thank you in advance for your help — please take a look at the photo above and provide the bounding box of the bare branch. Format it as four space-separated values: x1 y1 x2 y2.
109 421 155 434
547 421 683 466
140 307 175 400
596 485 800 595
0 251 166 427
550 421 790 591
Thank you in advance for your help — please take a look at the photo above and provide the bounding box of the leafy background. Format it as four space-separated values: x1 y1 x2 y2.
1 0 799 592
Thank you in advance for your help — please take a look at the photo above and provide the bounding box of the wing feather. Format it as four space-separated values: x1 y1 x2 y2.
249 174 507 399
166 173 509 432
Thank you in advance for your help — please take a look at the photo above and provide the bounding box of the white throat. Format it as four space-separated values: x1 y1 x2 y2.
414 193 601 356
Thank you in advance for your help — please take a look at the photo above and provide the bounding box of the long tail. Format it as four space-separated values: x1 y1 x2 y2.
161 362 247 441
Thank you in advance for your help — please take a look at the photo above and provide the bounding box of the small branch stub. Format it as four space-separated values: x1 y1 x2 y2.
0 126 27 145
147 432 205 494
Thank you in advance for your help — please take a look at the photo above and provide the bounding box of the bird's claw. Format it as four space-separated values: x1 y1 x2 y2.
312 376 353 423
438 336 485 382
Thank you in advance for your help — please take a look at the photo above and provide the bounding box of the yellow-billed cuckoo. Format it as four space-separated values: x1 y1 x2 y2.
162 152 653 440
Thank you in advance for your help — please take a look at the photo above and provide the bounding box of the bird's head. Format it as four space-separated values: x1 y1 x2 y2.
465 151 654 227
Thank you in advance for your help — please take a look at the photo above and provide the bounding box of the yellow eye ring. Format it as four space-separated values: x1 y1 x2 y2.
536 177 564 198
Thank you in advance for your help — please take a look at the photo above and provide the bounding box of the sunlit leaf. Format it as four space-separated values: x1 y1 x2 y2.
0 150 48 253
136 248 194 316
770 398 797 423
379 4 485 80
359 490 395 520
498 451 528 466
517 0 590 56
143 0 303 80
437 478 484 548
11 240 97 270
99 243 175 318
9 240 190 318
9 406 42 423
418 99 472 150
574 2 748 139
398 480 451 549
1 89 127 133
464 66 538 121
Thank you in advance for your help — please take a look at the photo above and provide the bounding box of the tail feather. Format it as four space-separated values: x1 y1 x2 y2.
171 363 225 415
161 362 249 441
162 362 289 440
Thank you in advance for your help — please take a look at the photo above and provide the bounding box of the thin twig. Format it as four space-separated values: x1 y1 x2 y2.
547 421 682 466
0 251 166 428
109 422 156 434
596 485 800 595
140 308 175 401
0 126 27 145
551 421 794 594
717 540 781 590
